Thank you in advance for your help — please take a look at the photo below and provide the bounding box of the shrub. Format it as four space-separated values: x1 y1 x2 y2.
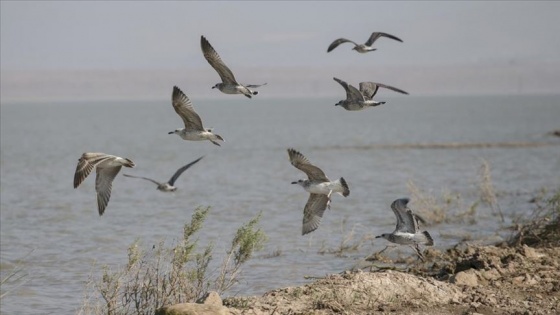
79 206 267 315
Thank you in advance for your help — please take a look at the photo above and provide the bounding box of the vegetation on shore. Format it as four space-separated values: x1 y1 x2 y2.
79 207 267 315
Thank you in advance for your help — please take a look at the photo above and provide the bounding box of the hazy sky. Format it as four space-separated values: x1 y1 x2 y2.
2 1 559 71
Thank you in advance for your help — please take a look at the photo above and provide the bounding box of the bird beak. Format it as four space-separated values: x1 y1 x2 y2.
211 86 216 89
168 131 174 134
291 181 298 184
375 235 382 238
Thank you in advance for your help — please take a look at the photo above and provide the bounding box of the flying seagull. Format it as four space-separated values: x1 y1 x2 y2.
327 32 403 53
73 152 135 216
168 86 224 146
123 156 204 192
334 77 409 111
288 148 350 235
375 198 434 261
201 35 266 98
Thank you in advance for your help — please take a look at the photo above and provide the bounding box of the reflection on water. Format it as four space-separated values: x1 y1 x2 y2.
1 95 560 313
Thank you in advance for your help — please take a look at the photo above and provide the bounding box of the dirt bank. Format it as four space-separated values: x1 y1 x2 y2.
223 243 560 315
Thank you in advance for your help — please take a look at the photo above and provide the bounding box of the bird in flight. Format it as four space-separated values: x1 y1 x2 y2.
168 86 224 146
287 148 350 235
123 156 204 192
201 35 266 98
334 77 408 111
375 198 434 261
73 152 135 216
327 32 403 53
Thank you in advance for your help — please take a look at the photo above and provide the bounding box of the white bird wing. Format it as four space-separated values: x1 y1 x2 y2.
172 86 204 131
333 77 364 102
364 32 403 46
302 194 329 235
95 165 122 216
390 198 417 233
74 153 113 188
201 36 238 85
288 148 329 182
327 38 358 52
167 156 204 186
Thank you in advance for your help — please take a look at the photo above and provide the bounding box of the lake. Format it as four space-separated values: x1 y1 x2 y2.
1 94 559 313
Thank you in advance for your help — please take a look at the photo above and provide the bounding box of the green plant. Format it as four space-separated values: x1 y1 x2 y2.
80 206 267 315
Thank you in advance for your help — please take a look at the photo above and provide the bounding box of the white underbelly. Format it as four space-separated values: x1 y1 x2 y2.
305 182 336 195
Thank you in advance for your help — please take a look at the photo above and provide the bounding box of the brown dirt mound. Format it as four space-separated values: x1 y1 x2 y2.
225 244 560 315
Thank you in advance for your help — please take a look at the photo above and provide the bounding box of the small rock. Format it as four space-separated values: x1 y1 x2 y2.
480 269 501 281
197 291 223 306
512 276 525 285
451 270 479 286
523 245 544 259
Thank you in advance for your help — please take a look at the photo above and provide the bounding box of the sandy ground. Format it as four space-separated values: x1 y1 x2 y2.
223 243 560 315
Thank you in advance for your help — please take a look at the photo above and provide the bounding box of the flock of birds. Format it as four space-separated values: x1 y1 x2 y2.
73 32 433 260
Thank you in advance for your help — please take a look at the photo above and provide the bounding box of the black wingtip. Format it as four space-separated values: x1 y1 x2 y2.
340 177 350 197
422 231 434 246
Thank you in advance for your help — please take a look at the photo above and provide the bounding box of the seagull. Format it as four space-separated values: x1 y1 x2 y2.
73 152 135 216
375 198 434 261
287 148 350 235
327 32 403 53
334 77 409 111
123 156 204 192
201 35 266 98
168 86 224 146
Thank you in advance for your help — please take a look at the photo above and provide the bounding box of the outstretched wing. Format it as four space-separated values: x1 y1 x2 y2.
390 198 417 233
375 83 409 95
74 153 113 188
287 148 329 182
122 174 162 186
95 166 122 216
167 156 204 186
327 38 358 52
359 82 381 100
172 86 204 131
364 32 403 46
245 82 267 88
333 77 364 102
201 36 238 85
302 194 329 235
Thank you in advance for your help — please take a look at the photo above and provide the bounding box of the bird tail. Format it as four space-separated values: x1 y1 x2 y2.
418 230 434 246
335 177 350 197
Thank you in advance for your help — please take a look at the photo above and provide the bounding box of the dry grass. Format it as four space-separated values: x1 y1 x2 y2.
317 217 373 256
478 158 504 222
0 250 33 300
406 180 475 225
508 188 560 247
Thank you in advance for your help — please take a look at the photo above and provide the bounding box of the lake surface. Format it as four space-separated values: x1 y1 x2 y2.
1 94 559 313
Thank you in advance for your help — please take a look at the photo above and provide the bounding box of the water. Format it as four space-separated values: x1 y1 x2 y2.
1 95 559 313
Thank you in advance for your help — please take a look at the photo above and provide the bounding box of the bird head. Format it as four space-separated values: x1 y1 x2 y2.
291 179 305 186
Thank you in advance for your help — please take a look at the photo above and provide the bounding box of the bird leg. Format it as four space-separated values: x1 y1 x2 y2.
326 190 333 209
411 244 425 262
